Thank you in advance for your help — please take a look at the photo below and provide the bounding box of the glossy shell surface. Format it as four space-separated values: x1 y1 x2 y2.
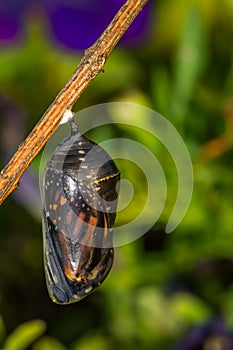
42 127 120 304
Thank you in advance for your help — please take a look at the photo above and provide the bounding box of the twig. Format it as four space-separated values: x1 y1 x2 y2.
0 0 149 205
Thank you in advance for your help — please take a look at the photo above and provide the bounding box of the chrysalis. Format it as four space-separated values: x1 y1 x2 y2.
42 118 120 304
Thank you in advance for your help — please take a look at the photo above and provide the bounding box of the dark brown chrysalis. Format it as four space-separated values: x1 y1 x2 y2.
42 118 120 304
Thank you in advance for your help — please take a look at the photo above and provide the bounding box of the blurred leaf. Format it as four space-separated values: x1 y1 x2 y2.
0 314 6 346
107 289 139 342
32 336 67 350
4 319 46 350
72 332 110 350
169 292 211 324
89 49 145 98
151 65 171 116
171 8 207 124
222 287 233 329
135 287 178 339
135 287 211 344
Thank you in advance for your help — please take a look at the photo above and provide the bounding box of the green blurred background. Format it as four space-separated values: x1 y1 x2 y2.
1 0 233 349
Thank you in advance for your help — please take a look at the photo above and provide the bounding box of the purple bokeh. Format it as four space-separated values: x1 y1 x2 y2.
0 0 152 49
0 0 27 43
172 318 233 350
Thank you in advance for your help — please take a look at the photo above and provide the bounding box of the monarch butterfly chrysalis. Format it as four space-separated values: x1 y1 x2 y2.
42 118 120 304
